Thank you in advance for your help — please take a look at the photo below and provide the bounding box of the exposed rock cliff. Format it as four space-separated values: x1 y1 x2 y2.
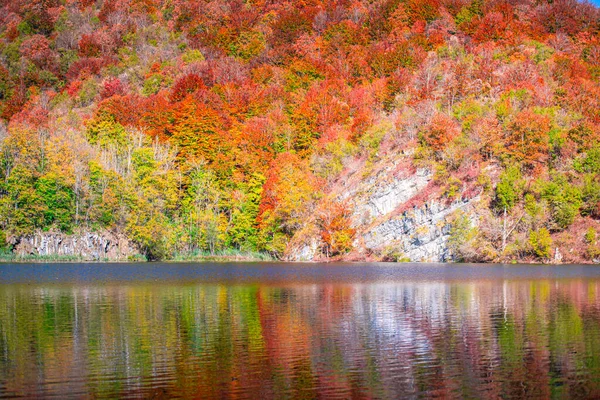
287 158 481 262
11 230 140 261
359 197 479 262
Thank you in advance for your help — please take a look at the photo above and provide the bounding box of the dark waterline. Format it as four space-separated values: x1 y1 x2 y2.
1 263 600 398
2 262 600 284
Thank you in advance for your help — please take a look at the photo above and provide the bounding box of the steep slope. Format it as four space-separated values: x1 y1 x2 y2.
0 0 599 262
287 135 484 262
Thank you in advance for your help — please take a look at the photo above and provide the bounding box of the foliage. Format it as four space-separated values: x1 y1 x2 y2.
35 172 75 232
541 174 582 230
506 111 550 172
448 211 478 261
495 166 523 211
142 74 166 96
585 227 597 245
317 199 355 257
0 229 8 252
257 152 320 257
0 0 599 262
421 113 460 156
585 227 600 260
529 228 553 259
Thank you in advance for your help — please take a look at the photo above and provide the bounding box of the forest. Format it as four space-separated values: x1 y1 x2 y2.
0 0 599 262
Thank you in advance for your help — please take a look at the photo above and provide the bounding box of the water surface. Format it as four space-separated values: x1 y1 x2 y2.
1 263 600 398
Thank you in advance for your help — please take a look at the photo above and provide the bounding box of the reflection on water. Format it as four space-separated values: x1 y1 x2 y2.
1 264 600 398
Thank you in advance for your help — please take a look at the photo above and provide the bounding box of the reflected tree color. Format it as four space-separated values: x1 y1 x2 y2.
1 269 600 398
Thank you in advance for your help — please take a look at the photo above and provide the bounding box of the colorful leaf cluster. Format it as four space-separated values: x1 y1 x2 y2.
0 0 599 261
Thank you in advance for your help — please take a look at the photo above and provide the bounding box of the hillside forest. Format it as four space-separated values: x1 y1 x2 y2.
0 0 599 262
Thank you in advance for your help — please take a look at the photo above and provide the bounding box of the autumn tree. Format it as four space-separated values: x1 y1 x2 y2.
170 96 227 166
421 113 461 156
258 152 320 256
316 199 355 257
506 110 550 172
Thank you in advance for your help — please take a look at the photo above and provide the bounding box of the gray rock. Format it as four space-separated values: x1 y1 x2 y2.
287 169 480 262
13 230 140 261
357 169 431 220
363 198 477 262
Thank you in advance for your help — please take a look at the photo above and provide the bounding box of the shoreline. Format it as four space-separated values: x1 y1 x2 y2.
1 254 599 265
0 251 275 263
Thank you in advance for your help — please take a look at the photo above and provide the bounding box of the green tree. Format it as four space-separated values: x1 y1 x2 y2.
227 173 265 251
35 172 75 232
1 164 46 234
495 165 523 211
0 230 9 252
86 111 128 147
529 228 552 259
574 145 600 174
448 211 478 261
181 166 224 254
541 174 582 230
580 174 600 218
126 144 180 260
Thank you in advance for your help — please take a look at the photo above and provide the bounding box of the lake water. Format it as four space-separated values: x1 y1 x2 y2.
1 263 600 399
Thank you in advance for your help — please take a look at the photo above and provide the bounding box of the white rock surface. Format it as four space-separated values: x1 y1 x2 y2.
13 230 139 260
287 167 480 262
355 169 431 220
362 198 478 262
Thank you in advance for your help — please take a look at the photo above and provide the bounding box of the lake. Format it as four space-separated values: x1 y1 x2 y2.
1 263 600 398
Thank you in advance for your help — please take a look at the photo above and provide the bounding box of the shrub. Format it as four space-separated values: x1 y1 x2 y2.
128 216 174 261
585 227 597 244
448 211 478 261
0 230 9 252
529 228 552 259
585 228 600 260
142 74 165 96
524 193 542 219
182 49 204 64
541 174 582 230
574 144 600 174
495 165 523 211
581 174 600 218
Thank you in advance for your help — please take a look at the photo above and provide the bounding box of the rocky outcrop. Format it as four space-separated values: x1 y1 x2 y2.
354 168 431 221
12 230 140 261
287 163 481 262
361 197 479 262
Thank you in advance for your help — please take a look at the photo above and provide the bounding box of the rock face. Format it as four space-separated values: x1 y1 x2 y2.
287 164 480 262
355 169 431 219
12 230 140 261
361 197 478 262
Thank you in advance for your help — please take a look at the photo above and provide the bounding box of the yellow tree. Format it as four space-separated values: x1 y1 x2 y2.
257 152 321 256
316 198 355 258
